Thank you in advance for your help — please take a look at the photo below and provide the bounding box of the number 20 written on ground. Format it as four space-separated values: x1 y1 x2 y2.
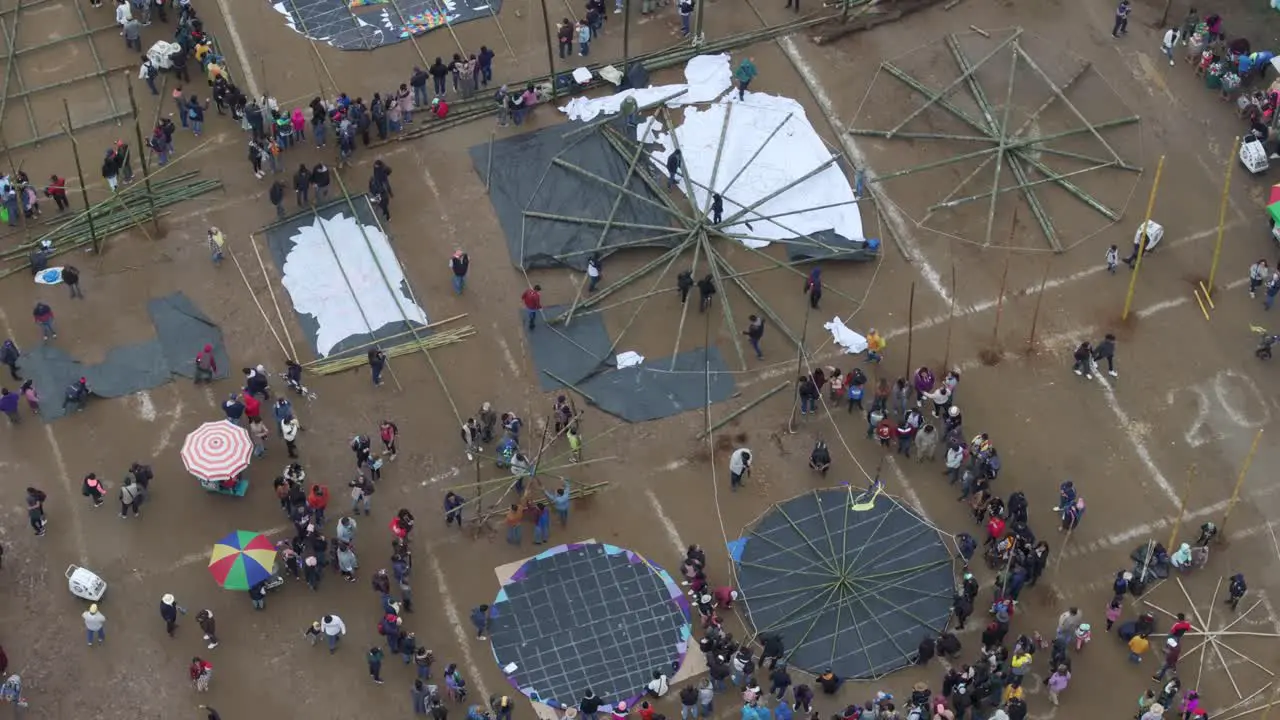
1166 369 1271 448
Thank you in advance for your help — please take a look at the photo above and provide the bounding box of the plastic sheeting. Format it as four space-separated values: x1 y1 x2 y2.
469 122 680 271
263 197 429 360
268 0 500 50
522 306 613 392
824 317 868 355
559 54 734 122
578 348 736 423
648 92 869 256
18 293 230 422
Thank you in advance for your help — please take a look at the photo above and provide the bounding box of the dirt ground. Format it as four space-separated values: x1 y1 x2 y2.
0 0 1279 716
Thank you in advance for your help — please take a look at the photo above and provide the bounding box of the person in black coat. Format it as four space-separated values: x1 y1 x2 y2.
269 181 286 219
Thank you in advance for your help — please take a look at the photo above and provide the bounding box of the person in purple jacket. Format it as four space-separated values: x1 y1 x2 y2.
0 387 19 424
913 366 935 407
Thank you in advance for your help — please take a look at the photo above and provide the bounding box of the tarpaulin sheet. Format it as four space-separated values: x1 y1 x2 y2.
469 121 680 271
522 305 612 392
577 347 735 423
18 293 229 422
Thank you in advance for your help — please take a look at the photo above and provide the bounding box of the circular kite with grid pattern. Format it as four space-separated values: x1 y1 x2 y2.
735 486 956 680
181 420 253 481
488 543 691 710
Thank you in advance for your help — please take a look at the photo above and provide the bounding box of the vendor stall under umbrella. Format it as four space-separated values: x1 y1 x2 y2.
182 420 254 496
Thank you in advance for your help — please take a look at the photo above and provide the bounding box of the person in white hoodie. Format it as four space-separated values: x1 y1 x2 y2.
114 0 133 30
320 614 346 653
1161 27 1179 65
83 604 106 646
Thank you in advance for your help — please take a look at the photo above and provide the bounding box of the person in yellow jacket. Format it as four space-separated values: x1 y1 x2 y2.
866 328 885 363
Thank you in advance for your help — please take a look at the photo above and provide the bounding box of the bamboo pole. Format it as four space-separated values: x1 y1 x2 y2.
561 90 688 140
868 118 1137 183
1122 155 1165 321
550 157 694 222
539 0 558 99
904 281 916 379
125 71 160 234
714 249 801 350
942 261 956 370
887 29 1023 137
63 99 99 254
552 244 686 317
302 314 468 366
697 381 790 439
991 225 1014 346
929 162 1121 217
705 237 748 370
1027 257 1052 351
982 43 1020 248
227 245 290 357
1168 464 1196 551
668 232 702 370
1220 428 1262 538
718 155 841 227
522 210 676 234
1012 45 1124 165
248 232 298 360
542 369 598 405
0 136 30 243
1207 136 1238 298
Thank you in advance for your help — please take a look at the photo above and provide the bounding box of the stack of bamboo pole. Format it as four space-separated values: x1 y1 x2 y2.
0 172 222 278
308 325 477 375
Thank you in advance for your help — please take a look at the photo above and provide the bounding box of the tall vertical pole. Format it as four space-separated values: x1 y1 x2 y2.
125 72 159 233
1027 258 1053 350
1219 428 1262 538
1207 137 1238 298
904 281 916 381
1122 155 1166 321
0 136 30 242
1167 464 1196 551
692 0 703 44
622 0 631 71
539 0 558 99
942 262 956 371
991 249 1012 346
63 99 100 255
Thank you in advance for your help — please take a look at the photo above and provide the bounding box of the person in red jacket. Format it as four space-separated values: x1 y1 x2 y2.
194 344 217 384
521 284 542 331
44 175 68 212
241 390 262 424
307 484 330 525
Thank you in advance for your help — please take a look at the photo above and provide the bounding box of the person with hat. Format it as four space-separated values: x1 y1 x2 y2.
1140 705 1165 720
1153 637 1182 681
611 701 629 720
82 603 106 646
160 593 186 636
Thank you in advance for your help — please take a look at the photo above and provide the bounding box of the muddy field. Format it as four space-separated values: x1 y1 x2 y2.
0 0 1278 717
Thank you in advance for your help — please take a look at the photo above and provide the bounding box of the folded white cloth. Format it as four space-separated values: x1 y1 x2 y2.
616 351 645 369
824 317 867 354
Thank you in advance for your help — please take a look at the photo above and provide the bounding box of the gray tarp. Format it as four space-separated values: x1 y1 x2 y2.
469 121 681 271
578 348 736 423
18 293 230 422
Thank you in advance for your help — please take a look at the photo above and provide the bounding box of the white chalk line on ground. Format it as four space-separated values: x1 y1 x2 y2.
644 487 686 557
1060 481 1280 560
209 0 259 97
427 548 492 701
883 455 929 523
0 307 89 564
777 35 951 307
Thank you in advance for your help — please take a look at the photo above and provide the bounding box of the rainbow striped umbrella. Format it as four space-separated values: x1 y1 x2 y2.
208 530 277 591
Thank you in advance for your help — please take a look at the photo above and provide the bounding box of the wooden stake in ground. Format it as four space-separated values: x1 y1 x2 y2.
904 281 916 380
1122 155 1166 321
942 261 956 370
1168 463 1196 551
1219 429 1262 539
63 98 99 254
125 71 160 234
538 0 558 99
990 215 1015 349
1027 257 1053 351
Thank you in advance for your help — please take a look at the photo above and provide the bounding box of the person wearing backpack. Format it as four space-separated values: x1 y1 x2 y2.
187 95 207 136
82 473 107 508
139 54 159 95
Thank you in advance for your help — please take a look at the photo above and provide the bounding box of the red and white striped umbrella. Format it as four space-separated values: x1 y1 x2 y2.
181 421 253 481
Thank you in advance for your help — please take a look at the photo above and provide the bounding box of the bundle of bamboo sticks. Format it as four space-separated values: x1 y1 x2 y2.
0 172 222 278
309 326 477 375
